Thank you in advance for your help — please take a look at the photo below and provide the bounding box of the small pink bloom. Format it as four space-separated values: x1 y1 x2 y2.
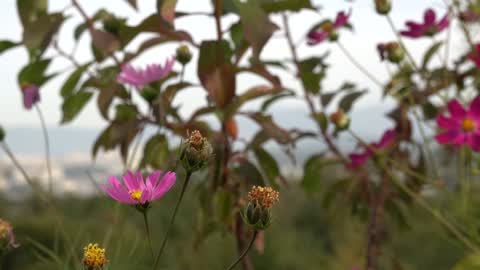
308 9 352 45
117 57 175 89
348 129 397 169
468 43 480 68
400 8 449 38
435 97 480 151
22 84 40 110
101 170 176 205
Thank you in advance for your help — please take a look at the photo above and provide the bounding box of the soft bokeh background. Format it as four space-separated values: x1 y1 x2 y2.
0 1 469 269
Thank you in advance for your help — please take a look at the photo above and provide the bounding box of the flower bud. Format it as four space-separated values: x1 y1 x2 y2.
329 109 350 131
377 42 404 63
176 45 192 65
241 186 279 230
179 130 213 173
375 0 391 15
0 219 19 253
83 243 108 270
0 126 4 142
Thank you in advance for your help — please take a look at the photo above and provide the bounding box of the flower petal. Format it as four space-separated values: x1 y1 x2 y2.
152 172 177 200
424 9 436 26
348 152 371 169
448 100 467 119
435 130 462 144
436 114 457 130
376 129 396 149
470 96 480 118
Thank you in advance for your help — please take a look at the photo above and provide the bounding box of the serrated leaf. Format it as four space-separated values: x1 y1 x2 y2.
339 91 365 112
61 91 93 124
234 0 279 58
422 42 442 70
60 64 90 97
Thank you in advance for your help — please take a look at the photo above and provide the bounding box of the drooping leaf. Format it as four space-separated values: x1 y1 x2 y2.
338 91 365 113
198 40 236 107
141 134 170 169
60 64 90 97
254 147 280 189
225 85 281 118
261 91 295 112
61 91 93 124
234 0 279 58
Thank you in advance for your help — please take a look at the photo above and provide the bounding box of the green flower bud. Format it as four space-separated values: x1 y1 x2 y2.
375 0 391 15
387 43 405 63
241 186 279 231
329 109 350 131
179 130 213 173
176 45 192 65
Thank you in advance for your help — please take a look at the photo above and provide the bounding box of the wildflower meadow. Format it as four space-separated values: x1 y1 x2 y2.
2 0 480 269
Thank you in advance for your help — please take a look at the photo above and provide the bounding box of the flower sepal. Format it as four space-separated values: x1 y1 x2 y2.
179 130 213 174
241 202 273 231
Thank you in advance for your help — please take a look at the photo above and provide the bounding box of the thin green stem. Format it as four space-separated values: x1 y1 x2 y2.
180 65 186 83
226 231 258 270
336 42 383 87
152 171 192 270
35 105 53 194
1 142 36 189
142 211 154 260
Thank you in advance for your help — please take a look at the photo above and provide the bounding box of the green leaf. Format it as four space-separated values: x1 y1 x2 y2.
157 0 178 25
125 0 138 10
312 112 328 133
261 92 295 112
232 159 265 186
234 0 279 58
141 134 170 169
18 59 53 86
0 40 20 55
452 253 480 270
422 42 442 70
60 64 90 97
320 92 336 108
260 0 314 13
197 40 236 107
114 104 138 121
61 91 93 124
91 29 121 56
22 13 64 57
299 57 328 94
254 147 281 189
338 91 365 112
16 0 48 26
249 113 291 144
302 155 323 192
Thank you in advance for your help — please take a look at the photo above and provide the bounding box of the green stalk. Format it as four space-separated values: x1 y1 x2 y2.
142 211 154 260
226 231 258 270
35 105 53 194
152 171 192 270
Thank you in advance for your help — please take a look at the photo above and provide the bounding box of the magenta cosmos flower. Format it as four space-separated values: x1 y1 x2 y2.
435 97 480 151
21 84 40 110
101 170 176 205
468 43 480 68
117 57 175 89
348 129 396 169
400 8 449 38
307 9 351 45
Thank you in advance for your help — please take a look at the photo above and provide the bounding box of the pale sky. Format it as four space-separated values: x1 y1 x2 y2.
0 0 455 134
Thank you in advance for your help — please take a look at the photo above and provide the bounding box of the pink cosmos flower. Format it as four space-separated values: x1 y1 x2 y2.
101 170 176 205
468 43 480 68
348 129 397 169
435 97 480 151
117 57 175 89
400 8 449 38
22 84 40 110
307 9 351 45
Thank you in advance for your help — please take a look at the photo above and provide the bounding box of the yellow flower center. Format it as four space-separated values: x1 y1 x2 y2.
129 190 143 201
462 118 476 132
321 22 334 33
83 243 107 268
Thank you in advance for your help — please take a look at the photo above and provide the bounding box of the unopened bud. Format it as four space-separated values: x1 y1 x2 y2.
180 130 213 173
377 42 404 63
375 0 391 15
241 186 279 230
329 109 350 131
176 45 192 65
